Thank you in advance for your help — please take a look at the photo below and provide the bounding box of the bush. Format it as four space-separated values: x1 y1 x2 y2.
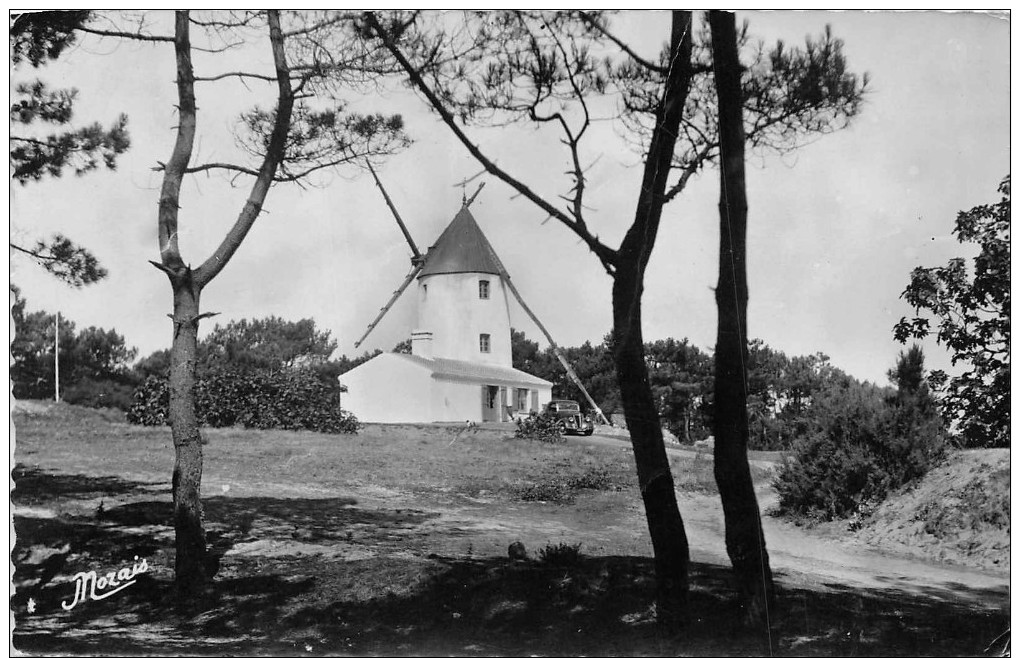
128 376 170 426
515 482 572 504
538 542 583 567
62 377 136 411
128 367 360 434
513 411 565 443
774 381 946 521
566 466 614 491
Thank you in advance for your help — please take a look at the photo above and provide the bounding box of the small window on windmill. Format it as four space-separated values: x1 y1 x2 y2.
479 280 490 299
479 333 491 353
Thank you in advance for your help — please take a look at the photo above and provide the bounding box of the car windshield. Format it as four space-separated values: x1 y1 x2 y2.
554 402 580 411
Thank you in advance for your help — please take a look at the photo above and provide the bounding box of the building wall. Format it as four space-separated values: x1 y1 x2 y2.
534 384 553 414
430 378 553 423
416 272 512 366
430 378 486 422
339 354 554 424
337 353 434 423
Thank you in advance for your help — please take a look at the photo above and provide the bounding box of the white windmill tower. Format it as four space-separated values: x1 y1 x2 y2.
339 165 608 425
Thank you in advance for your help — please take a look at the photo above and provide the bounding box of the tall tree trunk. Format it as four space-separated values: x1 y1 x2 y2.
612 265 689 625
153 10 295 604
168 271 208 602
708 9 776 624
610 11 695 625
154 11 209 603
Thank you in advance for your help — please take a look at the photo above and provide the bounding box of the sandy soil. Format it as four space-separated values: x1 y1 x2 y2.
206 455 1009 614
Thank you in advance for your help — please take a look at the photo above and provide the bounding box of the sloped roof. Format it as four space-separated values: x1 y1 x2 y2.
417 207 507 278
395 353 552 387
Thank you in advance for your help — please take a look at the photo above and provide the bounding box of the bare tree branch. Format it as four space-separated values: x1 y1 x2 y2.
539 14 592 227
577 10 668 74
193 10 295 287
192 71 278 83
11 241 54 260
365 11 618 273
75 24 173 42
663 142 713 203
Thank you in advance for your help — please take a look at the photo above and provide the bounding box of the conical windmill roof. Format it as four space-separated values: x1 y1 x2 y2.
417 206 507 278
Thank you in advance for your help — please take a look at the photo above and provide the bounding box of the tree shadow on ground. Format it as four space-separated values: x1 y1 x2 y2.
262 556 1008 656
12 464 165 506
11 467 1009 656
12 467 442 655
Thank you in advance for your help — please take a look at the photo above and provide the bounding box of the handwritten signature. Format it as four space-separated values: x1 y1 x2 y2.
61 556 149 611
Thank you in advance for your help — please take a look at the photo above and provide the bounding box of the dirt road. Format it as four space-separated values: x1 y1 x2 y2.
569 431 1010 610
319 430 1009 617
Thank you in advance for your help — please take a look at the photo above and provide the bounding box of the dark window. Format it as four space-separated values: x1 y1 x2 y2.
480 333 491 353
479 280 490 299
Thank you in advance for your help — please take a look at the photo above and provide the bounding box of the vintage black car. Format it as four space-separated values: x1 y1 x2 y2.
545 399 594 436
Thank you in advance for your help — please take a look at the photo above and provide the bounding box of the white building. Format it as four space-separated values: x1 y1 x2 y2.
339 207 553 423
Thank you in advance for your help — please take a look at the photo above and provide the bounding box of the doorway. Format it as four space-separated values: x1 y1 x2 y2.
481 385 499 422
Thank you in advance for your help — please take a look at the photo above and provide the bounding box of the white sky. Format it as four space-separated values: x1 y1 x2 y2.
8 10 1011 386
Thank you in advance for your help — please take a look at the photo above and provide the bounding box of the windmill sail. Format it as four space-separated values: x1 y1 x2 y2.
357 168 604 425
354 262 424 349
481 240 610 426
367 162 422 261
354 164 426 349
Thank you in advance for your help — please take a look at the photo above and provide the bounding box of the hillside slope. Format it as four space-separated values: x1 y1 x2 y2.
855 449 1010 572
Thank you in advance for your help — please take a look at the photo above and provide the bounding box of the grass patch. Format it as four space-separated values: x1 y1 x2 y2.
12 402 774 505
669 450 775 496
508 459 632 504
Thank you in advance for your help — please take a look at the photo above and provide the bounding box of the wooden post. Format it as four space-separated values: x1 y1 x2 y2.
54 311 60 403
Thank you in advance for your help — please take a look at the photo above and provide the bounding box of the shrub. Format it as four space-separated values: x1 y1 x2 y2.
774 381 946 521
62 377 136 411
127 376 170 426
513 411 565 443
538 542 583 567
128 367 360 434
566 466 613 491
515 482 572 504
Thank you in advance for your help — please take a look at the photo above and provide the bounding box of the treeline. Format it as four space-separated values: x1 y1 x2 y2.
12 287 938 452
5 293 958 458
12 290 138 408
512 329 880 451
514 330 949 520
11 293 375 433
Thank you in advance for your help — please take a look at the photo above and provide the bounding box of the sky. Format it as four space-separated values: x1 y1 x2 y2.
8 10 1011 387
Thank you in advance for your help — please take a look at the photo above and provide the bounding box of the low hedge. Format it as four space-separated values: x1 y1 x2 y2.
128 367 359 434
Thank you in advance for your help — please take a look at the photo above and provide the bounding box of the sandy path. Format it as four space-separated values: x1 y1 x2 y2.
562 431 1008 605
315 433 1009 615
324 476 1008 616
679 488 1008 610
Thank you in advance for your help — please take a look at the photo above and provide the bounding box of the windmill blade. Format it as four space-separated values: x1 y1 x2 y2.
353 262 424 349
464 181 486 208
366 161 422 261
485 243 609 426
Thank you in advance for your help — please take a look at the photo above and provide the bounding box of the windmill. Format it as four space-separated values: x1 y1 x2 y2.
352 163 609 425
